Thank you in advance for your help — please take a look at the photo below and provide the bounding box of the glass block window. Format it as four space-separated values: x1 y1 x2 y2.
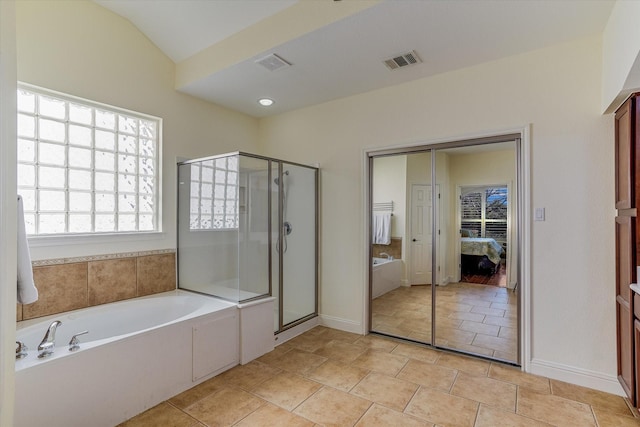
461 186 508 243
17 85 161 235
189 156 239 230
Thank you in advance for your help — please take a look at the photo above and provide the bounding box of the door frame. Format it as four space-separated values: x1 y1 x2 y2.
364 126 531 371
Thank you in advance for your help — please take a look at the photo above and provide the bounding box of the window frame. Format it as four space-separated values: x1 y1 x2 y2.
460 185 508 244
17 83 163 240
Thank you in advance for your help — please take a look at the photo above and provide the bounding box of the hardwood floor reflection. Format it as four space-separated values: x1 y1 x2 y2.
372 282 517 361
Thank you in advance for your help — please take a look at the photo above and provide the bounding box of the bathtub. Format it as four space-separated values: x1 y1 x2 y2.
371 257 403 298
15 290 241 427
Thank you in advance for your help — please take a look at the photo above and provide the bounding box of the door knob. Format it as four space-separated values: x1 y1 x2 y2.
412 239 417 242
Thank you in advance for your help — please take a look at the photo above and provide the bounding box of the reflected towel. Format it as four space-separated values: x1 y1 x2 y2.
372 213 391 245
17 195 38 304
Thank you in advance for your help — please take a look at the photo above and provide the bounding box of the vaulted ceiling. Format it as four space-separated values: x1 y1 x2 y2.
95 0 615 118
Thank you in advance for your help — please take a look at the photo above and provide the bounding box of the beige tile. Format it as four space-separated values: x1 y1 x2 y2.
435 326 476 345
215 360 281 391
118 402 199 427
391 342 440 363
185 387 265 427
169 375 227 409
25 262 88 319
592 407 640 427
493 350 518 362
517 387 597 426
287 334 331 352
353 335 398 352
257 343 293 366
355 404 433 427
16 304 22 322
474 404 552 427
459 320 500 336
252 372 322 411
436 352 490 376
293 386 371 426
234 403 314 427
306 360 369 392
397 359 457 392
137 253 176 296
394 309 430 321
448 311 486 322
488 364 550 393
498 326 517 339
472 333 516 354
314 340 367 363
352 350 409 376
451 373 517 412
550 379 633 416
88 258 136 305
350 372 418 411
321 328 362 343
404 386 478 427
446 342 496 358
470 306 506 317
270 349 327 375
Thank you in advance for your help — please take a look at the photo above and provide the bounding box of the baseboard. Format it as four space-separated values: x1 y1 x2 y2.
529 358 625 396
320 314 365 334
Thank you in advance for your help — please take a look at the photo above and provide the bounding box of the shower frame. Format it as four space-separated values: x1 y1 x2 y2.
176 152 319 334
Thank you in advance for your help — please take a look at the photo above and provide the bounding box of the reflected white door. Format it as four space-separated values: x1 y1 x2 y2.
410 184 432 285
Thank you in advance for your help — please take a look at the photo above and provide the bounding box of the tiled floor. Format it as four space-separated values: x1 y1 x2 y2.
119 326 640 427
372 282 518 361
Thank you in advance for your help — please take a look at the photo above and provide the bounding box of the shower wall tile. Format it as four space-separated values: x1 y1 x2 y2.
24 262 88 320
137 253 176 296
88 258 137 306
16 304 22 322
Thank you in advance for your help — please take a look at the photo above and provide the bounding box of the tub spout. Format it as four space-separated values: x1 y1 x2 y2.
37 320 62 359
379 252 393 260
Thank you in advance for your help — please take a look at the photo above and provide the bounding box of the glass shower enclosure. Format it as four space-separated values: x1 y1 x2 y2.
177 152 318 333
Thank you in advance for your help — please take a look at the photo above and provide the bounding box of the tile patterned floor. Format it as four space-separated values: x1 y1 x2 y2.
119 326 640 427
372 282 518 361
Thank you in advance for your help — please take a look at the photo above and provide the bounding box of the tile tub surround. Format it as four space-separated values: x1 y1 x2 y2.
372 237 402 260
17 251 176 321
119 326 640 427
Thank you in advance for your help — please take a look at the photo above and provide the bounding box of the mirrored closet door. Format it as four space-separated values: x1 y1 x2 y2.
369 138 520 364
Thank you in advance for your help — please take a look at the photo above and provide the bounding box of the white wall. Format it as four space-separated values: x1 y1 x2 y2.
602 0 640 113
372 155 406 239
259 35 617 392
15 0 260 260
0 1 17 424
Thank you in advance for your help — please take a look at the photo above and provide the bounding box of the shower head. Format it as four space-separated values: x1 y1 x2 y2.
274 170 289 185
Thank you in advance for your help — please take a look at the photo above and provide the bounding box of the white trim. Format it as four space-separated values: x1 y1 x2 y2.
320 314 365 335
530 358 626 396
0 1 17 424
28 231 166 249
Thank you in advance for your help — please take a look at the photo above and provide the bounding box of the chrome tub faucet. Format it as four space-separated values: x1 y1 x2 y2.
37 320 62 359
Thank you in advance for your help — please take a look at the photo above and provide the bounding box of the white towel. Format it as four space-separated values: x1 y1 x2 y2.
372 213 391 245
17 195 38 304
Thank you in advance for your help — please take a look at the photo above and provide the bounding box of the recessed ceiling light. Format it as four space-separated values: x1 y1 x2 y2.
258 98 274 107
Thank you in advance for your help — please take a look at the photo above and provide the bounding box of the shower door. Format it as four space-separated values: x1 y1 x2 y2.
278 163 318 329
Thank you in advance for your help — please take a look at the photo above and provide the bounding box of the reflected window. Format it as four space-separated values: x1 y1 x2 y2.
189 157 239 230
461 186 507 243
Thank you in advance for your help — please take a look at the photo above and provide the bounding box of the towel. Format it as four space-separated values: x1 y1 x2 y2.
17 195 38 304
372 213 391 245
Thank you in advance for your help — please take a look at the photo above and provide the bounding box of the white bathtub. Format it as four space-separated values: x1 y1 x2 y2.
15 290 241 427
371 258 403 298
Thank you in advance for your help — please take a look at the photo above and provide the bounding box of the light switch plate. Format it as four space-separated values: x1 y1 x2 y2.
534 207 545 221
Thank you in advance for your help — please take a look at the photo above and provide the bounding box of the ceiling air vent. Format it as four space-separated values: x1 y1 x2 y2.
383 50 422 70
255 53 291 72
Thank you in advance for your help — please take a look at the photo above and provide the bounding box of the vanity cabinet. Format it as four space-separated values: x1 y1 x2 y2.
615 93 640 407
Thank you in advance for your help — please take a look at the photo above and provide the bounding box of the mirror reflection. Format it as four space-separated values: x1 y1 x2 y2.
370 141 519 364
